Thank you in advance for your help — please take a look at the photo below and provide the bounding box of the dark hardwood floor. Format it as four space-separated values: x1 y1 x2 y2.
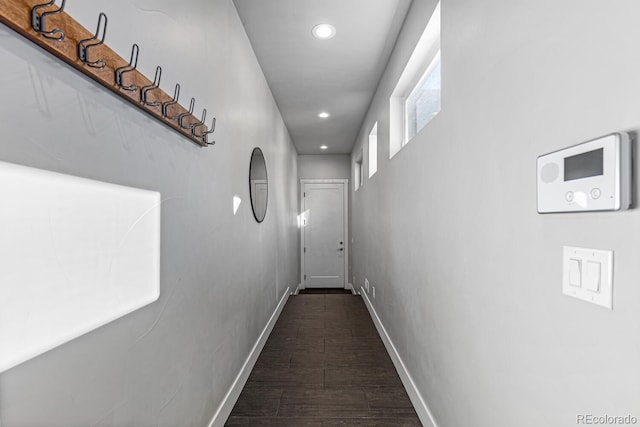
298 288 353 294
225 293 422 426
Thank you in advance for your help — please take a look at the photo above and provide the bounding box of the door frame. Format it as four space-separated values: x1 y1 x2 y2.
300 179 349 290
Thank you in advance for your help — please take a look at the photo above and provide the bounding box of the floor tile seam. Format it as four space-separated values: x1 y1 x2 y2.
275 415 394 421
274 389 284 417
323 366 326 390
323 386 406 393
236 415 418 420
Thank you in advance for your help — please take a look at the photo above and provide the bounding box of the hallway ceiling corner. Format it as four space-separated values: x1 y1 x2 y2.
233 0 412 155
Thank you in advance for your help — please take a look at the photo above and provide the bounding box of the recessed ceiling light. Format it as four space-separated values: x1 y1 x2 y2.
318 112 330 119
320 145 328 150
312 23 336 40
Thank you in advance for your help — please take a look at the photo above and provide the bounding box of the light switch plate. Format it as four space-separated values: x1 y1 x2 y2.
562 246 613 309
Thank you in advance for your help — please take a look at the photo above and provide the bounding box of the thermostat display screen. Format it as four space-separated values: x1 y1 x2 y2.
564 148 603 181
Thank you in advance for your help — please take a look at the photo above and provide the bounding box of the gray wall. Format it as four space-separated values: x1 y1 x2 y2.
0 0 298 425
298 154 351 180
351 1 640 426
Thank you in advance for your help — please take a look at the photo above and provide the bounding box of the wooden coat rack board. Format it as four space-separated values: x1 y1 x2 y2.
0 0 214 147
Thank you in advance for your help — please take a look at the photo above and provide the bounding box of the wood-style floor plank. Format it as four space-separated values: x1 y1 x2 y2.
366 389 421 418
226 416 422 426
225 294 421 425
325 366 404 389
278 389 370 418
229 389 283 417
245 366 325 389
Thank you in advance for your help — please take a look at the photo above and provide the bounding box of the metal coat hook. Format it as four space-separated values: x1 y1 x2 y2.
141 66 162 106
78 12 108 69
202 117 216 145
190 108 207 133
162 84 181 118
193 110 216 145
115 44 139 91
177 97 196 129
31 0 66 41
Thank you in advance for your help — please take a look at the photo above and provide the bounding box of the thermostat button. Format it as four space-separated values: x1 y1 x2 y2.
590 188 601 199
565 191 574 202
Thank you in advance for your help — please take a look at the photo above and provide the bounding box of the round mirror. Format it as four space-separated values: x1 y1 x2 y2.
249 148 268 222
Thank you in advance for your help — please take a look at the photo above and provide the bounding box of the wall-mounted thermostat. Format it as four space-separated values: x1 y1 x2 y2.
537 133 631 213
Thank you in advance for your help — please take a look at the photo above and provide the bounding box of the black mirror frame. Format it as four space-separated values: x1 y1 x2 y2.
248 147 268 223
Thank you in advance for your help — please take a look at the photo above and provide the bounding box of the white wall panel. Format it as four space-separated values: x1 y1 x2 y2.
0 162 161 373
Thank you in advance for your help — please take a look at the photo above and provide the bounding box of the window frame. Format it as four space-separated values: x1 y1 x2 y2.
368 122 378 178
403 50 441 146
388 2 441 159
354 150 364 191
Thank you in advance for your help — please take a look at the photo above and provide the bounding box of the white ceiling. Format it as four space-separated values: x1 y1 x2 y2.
233 0 412 154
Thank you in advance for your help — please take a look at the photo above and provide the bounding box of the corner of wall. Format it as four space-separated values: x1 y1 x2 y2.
208 287 291 427
361 288 438 427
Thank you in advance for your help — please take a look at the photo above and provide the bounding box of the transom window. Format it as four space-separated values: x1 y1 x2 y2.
354 150 363 191
368 122 378 177
405 51 440 143
389 2 441 158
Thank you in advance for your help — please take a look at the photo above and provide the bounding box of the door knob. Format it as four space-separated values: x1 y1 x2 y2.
338 248 344 251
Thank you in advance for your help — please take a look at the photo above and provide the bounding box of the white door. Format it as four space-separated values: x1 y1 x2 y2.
301 181 348 288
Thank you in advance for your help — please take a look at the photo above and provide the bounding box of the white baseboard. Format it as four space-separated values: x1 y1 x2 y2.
208 286 291 427
293 283 301 295
361 287 438 427
349 283 357 295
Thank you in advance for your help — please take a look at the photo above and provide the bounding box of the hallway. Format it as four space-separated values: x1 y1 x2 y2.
226 293 421 425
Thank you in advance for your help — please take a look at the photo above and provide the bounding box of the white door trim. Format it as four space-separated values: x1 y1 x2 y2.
300 179 349 290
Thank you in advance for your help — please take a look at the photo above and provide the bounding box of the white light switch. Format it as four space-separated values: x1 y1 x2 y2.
568 259 582 287
584 261 601 292
562 246 613 309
